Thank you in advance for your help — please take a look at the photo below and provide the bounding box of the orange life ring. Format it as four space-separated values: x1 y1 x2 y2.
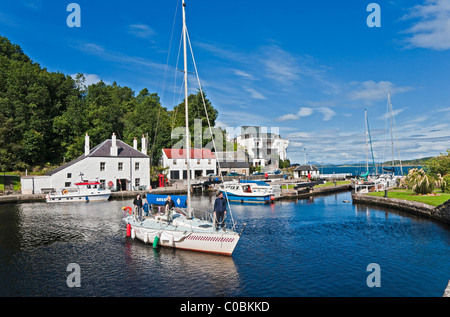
122 206 133 214
62 189 68 194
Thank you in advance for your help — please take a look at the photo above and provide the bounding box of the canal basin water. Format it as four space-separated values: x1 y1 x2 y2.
0 191 448 297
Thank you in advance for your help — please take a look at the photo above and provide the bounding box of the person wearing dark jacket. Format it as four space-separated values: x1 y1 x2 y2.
213 192 227 230
133 194 143 219
165 195 175 210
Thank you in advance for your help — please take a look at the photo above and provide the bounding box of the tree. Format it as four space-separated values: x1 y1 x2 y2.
170 90 220 148
424 149 450 177
123 89 171 166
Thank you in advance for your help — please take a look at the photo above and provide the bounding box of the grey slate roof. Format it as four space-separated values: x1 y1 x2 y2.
218 161 250 168
293 164 319 172
46 138 148 176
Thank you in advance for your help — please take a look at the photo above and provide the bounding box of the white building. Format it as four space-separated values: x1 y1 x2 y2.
21 133 150 194
233 126 289 169
162 148 216 180
293 164 320 179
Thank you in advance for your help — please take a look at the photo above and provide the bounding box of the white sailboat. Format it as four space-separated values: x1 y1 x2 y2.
353 109 383 193
123 0 241 255
377 92 404 187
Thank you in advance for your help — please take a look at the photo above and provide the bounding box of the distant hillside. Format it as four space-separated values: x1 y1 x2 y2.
315 157 431 167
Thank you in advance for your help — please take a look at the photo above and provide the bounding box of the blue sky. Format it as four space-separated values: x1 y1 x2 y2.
1 0 450 164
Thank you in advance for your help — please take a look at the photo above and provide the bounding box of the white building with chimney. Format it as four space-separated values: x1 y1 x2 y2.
21 133 150 194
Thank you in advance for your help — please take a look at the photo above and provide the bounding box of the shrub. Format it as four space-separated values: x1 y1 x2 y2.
404 168 435 195
441 174 450 193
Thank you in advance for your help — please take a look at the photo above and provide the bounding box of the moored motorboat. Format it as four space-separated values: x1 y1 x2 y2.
220 182 274 203
46 181 111 203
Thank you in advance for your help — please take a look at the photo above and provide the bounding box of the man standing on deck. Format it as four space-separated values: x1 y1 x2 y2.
213 192 227 230
133 194 143 220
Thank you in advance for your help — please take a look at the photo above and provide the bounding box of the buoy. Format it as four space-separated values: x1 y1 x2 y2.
270 195 275 201
131 228 135 239
85 196 89 203
122 206 132 214
153 236 159 248
126 224 131 237
62 189 68 194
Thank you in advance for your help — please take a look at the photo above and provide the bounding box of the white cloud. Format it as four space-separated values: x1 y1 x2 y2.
379 107 406 120
276 113 299 122
259 45 301 85
233 69 254 80
245 87 267 100
402 0 450 50
129 24 156 40
349 80 413 102
276 106 335 122
297 107 313 117
318 107 336 121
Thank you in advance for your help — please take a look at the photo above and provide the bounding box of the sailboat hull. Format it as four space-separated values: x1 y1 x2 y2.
127 216 240 256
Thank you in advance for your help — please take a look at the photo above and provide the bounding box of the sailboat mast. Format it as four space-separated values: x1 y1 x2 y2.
182 0 191 218
388 92 395 169
365 109 369 173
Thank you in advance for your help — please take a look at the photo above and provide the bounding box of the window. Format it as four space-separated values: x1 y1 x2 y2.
173 159 177 165
67 173 72 178
170 171 180 179
135 162 139 171
197 159 200 165
135 178 140 187
208 159 211 165
118 162 123 171
100 162 105 171
64 182 71 187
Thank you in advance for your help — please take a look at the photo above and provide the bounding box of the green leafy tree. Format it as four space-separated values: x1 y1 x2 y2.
424 149 450 177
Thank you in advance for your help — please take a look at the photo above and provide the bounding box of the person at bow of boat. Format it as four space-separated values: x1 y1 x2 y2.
133 194 143 219
213 192 227 231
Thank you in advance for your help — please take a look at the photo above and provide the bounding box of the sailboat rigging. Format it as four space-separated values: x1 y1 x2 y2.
122 0 241 256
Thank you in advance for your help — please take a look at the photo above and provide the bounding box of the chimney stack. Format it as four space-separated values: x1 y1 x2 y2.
110 133 118 156
133 137 138 150
84 133 90 156
141 134 147 155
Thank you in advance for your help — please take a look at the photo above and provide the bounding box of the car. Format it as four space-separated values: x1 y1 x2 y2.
252 172 265 175
227 172 242 176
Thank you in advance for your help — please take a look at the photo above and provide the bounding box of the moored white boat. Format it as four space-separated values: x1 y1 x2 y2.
220 181 274 203
46 181 111 203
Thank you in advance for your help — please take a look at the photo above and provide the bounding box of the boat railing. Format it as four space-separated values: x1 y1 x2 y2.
192 208 238 232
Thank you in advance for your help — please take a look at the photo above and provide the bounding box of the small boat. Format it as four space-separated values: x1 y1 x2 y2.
46 181 111 203
220 182 274 203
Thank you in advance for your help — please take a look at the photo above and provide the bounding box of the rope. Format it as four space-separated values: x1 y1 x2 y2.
185 28 237 230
